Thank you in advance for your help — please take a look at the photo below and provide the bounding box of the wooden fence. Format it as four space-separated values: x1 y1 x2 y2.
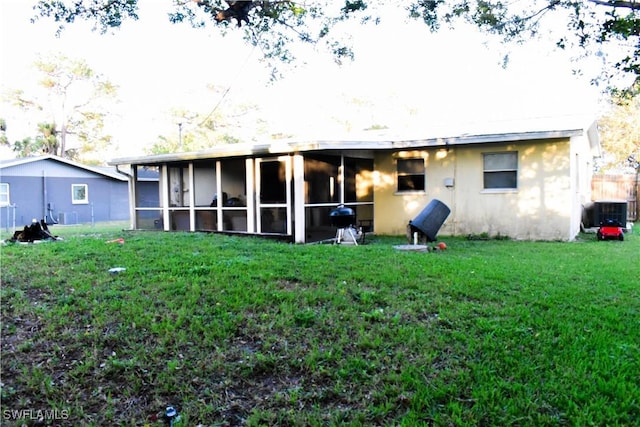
592 174 639 221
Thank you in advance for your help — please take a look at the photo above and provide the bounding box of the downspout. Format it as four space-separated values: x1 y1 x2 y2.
115 164 132 178
452 147 457 236
42 170 47 221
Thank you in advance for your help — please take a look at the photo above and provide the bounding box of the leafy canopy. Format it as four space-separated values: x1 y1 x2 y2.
4 54 118 162
33 1 639 89
146 95 268 155
597 81 640 172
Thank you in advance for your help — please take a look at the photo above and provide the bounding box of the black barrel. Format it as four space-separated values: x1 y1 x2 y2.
409 199 450 242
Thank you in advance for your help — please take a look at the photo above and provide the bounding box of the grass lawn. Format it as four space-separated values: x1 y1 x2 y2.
1 224 638 426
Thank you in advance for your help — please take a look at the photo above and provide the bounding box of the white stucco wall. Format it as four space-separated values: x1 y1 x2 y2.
373 137 582 240
570 133 596 237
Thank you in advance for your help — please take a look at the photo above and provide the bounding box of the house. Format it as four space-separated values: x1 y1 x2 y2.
0 155 131 228
109 116 601 242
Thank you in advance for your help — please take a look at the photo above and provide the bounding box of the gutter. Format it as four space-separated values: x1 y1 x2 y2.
109 129 585 166
115 164 132 178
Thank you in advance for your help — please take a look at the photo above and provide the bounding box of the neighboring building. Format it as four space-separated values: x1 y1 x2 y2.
109 116 601 242
0 155 130 228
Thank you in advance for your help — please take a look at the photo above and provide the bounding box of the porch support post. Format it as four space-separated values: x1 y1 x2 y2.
215 161 223 231
161 164 170 231
245 158 255 233
339 155 345 204
130 165 137 230
188 162 195 231
293 154 305 243
285 155 293 236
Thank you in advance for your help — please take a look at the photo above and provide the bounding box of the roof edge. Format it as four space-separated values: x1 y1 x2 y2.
1 154 128 181
109 128 587 166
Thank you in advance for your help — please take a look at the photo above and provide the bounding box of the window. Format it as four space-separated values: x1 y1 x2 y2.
483 152 518 189
71 184 88 204
397 158 425 192
0 183 9 206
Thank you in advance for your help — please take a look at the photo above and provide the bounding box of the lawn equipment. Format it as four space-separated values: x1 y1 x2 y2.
597 218 624 241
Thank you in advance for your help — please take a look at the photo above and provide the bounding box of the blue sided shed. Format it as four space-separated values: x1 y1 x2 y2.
0 155 131 229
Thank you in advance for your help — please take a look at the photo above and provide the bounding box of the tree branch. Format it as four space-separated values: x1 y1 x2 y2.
588 0 640 10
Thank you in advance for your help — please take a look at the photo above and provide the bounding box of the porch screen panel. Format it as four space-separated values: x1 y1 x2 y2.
260 161 287 204
220 158 247 205
133 166 161 231
168 165 190 207
193 161 217 207
304 155 340 204
261 207 287 233
135 166 160 207
136 209 162 230
196 211 217 230
344 158 374 203
220 158 247 231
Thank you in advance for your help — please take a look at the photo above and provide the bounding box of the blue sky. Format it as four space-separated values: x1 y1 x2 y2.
1 0 608 159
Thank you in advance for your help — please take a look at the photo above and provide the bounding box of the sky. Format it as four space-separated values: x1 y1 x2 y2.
0 0 611 160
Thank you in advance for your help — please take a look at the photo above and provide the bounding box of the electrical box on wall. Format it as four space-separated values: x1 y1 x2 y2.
444 177 454 188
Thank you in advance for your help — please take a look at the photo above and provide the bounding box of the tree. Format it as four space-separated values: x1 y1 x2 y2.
6 54 118 161
146 86 268 155
12 122 60 157
597 82 640 172
0 118 7 146
33 1 639 90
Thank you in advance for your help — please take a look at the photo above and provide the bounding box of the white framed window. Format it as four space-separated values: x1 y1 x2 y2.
397 158 425 192
71 184 89 204
0 183 9 206
483 152 518 190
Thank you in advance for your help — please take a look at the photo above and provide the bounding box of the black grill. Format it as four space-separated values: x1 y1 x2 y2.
329 205 356 228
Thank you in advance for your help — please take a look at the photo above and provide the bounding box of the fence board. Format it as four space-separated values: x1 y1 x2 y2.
592 174 639 221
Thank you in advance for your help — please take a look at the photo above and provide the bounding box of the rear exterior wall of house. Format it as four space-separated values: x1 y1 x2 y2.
373 137 584 240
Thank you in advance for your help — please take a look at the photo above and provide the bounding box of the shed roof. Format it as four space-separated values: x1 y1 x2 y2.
0 155 128 181
109 116 601 166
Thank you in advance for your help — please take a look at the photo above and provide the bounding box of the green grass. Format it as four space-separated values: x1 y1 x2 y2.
1 225 639 426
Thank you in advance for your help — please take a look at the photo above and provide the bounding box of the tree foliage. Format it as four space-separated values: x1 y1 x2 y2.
5 54 118 161
33 1 639 88
598 82 640 172
0 118 7 146
12 122 60 157
146 87 268 155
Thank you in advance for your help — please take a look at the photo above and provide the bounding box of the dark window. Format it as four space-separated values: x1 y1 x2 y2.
397 158 425 192
483 152 518 189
